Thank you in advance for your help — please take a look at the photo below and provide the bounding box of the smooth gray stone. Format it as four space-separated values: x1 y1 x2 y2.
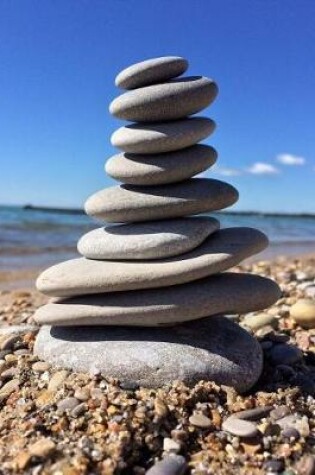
105 145 217 186
84 178 238 223
34 273 281 326
77 217 219 260
111 117 215 154
110 76 218 122
146 455 187 475
36 227 268 297
222 417 258 438
115 56 188 90
33 315 263 392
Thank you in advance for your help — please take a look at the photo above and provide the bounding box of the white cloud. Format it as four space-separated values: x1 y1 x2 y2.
246 162 280 175
276 153 306 165
215 167 243 177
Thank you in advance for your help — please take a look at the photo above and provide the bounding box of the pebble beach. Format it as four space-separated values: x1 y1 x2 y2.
1 254 315 474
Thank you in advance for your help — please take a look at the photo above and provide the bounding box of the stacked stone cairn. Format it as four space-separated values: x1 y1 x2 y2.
34 56 281 392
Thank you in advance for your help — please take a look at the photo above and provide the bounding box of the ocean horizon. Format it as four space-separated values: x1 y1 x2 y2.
1 204 315 272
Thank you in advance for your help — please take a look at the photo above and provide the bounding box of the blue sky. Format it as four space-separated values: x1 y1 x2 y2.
0 0 314 213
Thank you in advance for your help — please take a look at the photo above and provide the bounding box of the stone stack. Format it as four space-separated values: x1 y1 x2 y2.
34 56 281 392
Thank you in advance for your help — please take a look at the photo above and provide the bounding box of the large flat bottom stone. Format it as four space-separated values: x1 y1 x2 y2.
34 316 263 392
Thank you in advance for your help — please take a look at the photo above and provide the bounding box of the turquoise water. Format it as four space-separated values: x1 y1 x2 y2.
1 205 315 270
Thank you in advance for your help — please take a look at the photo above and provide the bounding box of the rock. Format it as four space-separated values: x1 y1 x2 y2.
57 397 80 414
34 315 263 392
146 454 187 475
28 438 56 458
34 273 281 326
36 227 268 297
71 402 88 418
189 413 212 428
48 370 68 391
110 76 218 122
264 460 284 473
268 344 303 365
115 56 188 90
0 325 37 336
0 378 19 398
270 406 291 421
305 286 315 299
222 416 258 438
84 178 238 223
74 387 90 401
231 406 273 421
32 361 50 372
242 313 278 331
105 144 217 186
163 438 181 453
111 117 215 154
290 299 315 329
295 455 315 475
282 427 300 440
77 217 219 260
0 335 20 351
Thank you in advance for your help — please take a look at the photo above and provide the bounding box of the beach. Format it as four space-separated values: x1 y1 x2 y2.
1 206 315 473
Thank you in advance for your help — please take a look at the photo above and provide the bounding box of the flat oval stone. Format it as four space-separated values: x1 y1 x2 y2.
33 315 263 392
222 416 258 438
36 227 268 297
146 455 187 475
105 145 217 186
84 178 238 223
77 217 219 260
111 117 215 154
115 56 188 90
231 406 273 421
110 76 218 122
34 273 281 326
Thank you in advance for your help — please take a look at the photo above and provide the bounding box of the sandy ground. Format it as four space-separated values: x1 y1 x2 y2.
0 255 315 474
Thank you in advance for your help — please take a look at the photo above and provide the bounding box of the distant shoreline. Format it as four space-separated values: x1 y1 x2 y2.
19 204 315 219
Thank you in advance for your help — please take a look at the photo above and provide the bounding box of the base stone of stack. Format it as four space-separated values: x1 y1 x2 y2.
34 315 263 392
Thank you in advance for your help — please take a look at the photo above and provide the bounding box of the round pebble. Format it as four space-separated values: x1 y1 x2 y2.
57 397 80 414
222 416 258 438
282 426 300 440
290 299 315 329
264 459 284 473
243 313 277 331
32 361 50 373
146 454 187 475
269 344 303 366
74 387 90 401
189 413 212 428
270 406 291 420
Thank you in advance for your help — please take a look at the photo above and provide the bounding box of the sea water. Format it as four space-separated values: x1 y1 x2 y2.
1 205 315 271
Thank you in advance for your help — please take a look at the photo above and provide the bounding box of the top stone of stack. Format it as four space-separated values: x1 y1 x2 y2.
115 56 189 89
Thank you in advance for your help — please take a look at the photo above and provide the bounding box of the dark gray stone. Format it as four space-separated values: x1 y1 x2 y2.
111 117 215 154
115 56 188 90
110 76 218 122
34 316 263 392
268 344 303 365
